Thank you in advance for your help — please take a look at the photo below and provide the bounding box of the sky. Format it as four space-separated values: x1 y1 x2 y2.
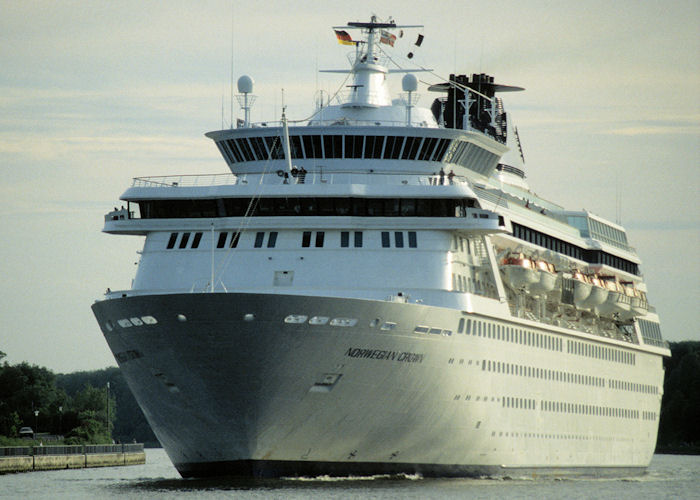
1 1 698 373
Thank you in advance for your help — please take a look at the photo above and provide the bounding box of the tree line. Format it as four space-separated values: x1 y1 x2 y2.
1 342 698 451
0 351 156 446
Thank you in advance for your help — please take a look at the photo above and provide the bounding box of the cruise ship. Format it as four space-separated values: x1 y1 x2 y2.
92 16 670 478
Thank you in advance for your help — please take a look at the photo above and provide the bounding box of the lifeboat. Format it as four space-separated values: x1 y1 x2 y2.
501 253 538 290
570 270 592 306
596 275 632 318
578 273 608 310
621 281 649 318
530 259 557 295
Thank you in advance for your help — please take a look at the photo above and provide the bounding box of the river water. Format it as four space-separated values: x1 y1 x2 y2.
1 450 699 499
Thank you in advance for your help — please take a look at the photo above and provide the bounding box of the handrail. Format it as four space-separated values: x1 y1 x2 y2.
130 171 471 189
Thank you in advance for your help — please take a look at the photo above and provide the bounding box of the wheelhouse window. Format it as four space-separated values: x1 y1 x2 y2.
179 232 190 249
167 232 178 249
381 232 390 248
217 232 228 248
254 232 265 248
139 197 478 219
216 133 490 172
191 232 203 249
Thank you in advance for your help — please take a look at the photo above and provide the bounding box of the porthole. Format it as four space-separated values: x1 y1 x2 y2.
330 318 357 327
380 322 397 331
130 317 144 326
309 316 329 325
117 319 133 328
105 321 114 332
176 314 187 322
141 316 158 325
284 315 308 324
243 313 255 322
414 326 429 334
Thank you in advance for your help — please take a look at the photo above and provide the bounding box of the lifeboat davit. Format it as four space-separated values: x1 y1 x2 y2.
501 253 539 289
578 274 608 310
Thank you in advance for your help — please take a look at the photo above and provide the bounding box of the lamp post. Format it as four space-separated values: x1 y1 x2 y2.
34 410 39 435
58 406 63 435
106 382 111 441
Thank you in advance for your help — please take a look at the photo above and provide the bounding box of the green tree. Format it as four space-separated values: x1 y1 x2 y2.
0 359 63 436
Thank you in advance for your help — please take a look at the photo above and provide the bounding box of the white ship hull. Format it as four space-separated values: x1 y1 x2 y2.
92 292 663 478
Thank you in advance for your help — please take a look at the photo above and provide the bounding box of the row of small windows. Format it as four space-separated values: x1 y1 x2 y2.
482 358 605 388
503 396 536 410
341 231 363 248
168 230 419 250
138 197 478 220
452 274 497 298
218 134 456 165
512 222 583 260
457 318 563 353
166 232 203 249
302 231 325 248
609 379 658 395
456 393 655 422
511 222 640 276
567 339 635 366
381 231 417 248
541 399 640 420
489 430 632 442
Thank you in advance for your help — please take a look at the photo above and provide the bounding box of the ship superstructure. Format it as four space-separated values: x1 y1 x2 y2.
92 16 669 478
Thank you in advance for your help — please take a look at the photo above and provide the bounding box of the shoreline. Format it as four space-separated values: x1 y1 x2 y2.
0 443 145 474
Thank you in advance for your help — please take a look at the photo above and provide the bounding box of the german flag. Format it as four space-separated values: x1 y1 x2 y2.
334 30 355 46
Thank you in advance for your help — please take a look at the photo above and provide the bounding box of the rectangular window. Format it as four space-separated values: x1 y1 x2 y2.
217 232 228 248
254 232 265 248
323 135 341 158
395 231 404 248
289 135 304 159
381 231 390 248
401 137 416 159
408 231 417 248
354 231 363 248
264 136 284 159
315 231 325 247
418 137 437 161
179 232 190 249
230 232 240 248
167 233 178 249
341 231 349 247
267 231 278 248
191 232 203 249
302 231 311 247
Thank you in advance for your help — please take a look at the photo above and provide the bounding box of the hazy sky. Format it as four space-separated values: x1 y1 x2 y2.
1 1 698 373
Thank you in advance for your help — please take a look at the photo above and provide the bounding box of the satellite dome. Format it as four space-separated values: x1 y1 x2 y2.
237 75 254 94
402 74 418 92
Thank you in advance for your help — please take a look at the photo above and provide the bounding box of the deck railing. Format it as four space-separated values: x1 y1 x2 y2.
130 171 470 189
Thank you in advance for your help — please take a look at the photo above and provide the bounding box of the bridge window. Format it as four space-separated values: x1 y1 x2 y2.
179 232 190 249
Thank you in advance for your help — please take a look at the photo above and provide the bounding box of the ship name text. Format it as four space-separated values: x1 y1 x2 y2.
345 347 424 363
